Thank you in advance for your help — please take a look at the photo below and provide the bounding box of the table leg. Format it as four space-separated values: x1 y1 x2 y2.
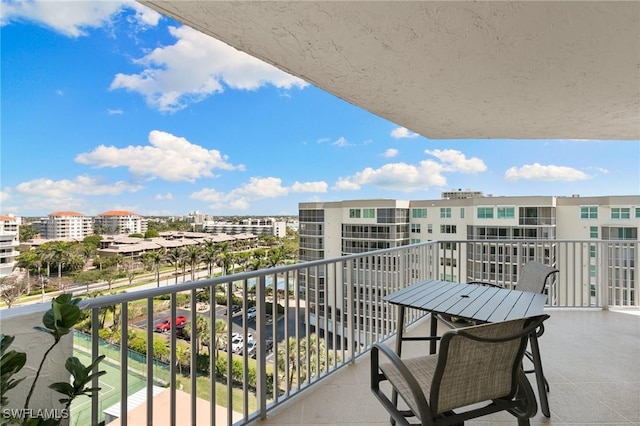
390 307 406 425
430 313 438 354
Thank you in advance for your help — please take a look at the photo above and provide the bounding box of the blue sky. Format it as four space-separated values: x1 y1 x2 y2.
2 1 638 218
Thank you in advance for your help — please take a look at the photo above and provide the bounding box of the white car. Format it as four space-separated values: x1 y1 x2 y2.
231 336 244 353
246 307 257 320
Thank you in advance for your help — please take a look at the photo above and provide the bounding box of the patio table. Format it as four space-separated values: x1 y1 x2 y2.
384 279 550 416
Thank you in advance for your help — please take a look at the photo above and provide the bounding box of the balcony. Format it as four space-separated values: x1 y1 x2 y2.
1 239 638 425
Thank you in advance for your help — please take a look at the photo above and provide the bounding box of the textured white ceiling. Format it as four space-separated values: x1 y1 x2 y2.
140 1 640 140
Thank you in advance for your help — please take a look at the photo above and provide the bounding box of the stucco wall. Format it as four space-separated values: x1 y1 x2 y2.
0 302 72 425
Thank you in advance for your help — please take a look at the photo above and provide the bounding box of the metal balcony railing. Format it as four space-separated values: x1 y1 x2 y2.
64 239 638 425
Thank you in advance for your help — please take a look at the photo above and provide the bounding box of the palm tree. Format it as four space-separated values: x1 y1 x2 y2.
185 245 202 282
49 241 71 290
236 251 251 272
141 251 163 287
213 319 227 358
214 242 230 276
202 240 218 277
14 250 38 294
166 248 183 285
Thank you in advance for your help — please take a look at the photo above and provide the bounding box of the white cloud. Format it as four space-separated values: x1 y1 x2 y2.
425 149 487 173
391 127 420 139
382 148 399 158
107 109 123 115
505 163 590 181
15 175 143 197
0 190 9 203
333 137 350 147
75 130 244 182
155 192 174 200
291 181 328 192
110 25 308 112
334 160 447 192
334 149 485 192
191 177 327 211
0 1 158 37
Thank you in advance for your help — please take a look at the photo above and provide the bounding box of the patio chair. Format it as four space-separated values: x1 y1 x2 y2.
371 315 549 426
441 261 558 417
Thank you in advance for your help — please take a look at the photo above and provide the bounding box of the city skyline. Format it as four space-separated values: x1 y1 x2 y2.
2 1 639 219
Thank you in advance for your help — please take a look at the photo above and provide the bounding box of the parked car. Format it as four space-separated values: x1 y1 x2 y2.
155 315 187 332
225 305 241 316
246 307 257 320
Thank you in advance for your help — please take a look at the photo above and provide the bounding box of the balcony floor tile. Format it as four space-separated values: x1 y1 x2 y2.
256 309 640 426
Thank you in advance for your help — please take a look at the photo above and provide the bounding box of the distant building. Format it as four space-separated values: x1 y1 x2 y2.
441 188 484 199
94 210 148 236
202 217 286 238
298 194 640 337
0 215 20 277
40 211 93 239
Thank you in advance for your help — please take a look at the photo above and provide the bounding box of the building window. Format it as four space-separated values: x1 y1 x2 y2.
460 208 465 219
590 265 596 277
440 208 451 218
618 227 635 239
590 245 597 258
497 207 515 219
411 224 421 233
590 226 598 239
410 238 421 244
363 208 376 218
580 206 598 219
440 242 457 250
636 207 640 218
412 208 427 218
427 224 433 234
477 207 494 219
440 225 457 234
611 207 630 219
349 209 361 218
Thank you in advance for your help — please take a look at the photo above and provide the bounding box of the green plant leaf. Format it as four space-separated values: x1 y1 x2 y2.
49 382 75 397
0 334 15 355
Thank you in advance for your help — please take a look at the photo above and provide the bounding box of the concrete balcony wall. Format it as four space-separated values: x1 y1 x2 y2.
0 303 73 422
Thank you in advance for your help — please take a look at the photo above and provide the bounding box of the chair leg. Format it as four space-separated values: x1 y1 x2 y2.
529 333 550 417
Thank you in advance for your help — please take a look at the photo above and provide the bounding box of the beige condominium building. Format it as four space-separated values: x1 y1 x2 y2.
39 211 94 240
0 215 20 277
94 210 148 236
298 193 639 341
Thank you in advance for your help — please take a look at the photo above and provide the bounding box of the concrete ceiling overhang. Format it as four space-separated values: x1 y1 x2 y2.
139 1 640 140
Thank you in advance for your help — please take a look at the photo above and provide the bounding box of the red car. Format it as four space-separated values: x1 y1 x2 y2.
155 316 187 332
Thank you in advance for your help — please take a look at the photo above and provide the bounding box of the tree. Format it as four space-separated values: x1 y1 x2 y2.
166 248 183 285
0 276 25 308
49 241 72 290
201 240 218 277
141 251 163 287
175 344 190 375
185 245 202 282
213 319 227 358
276 334 336 388
18 224 39 242
144 229 160 238
14 250 38 294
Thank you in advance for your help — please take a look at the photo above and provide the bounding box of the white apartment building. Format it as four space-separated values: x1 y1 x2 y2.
94 210 148 236
298 194 639 339
0 215 20 277
202 218 287 238
40 211 93 240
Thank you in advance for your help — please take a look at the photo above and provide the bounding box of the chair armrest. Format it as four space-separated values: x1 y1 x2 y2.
371 343 432 425
467 280 504 288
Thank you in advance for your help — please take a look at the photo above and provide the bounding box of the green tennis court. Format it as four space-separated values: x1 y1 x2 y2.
69 351 149 426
